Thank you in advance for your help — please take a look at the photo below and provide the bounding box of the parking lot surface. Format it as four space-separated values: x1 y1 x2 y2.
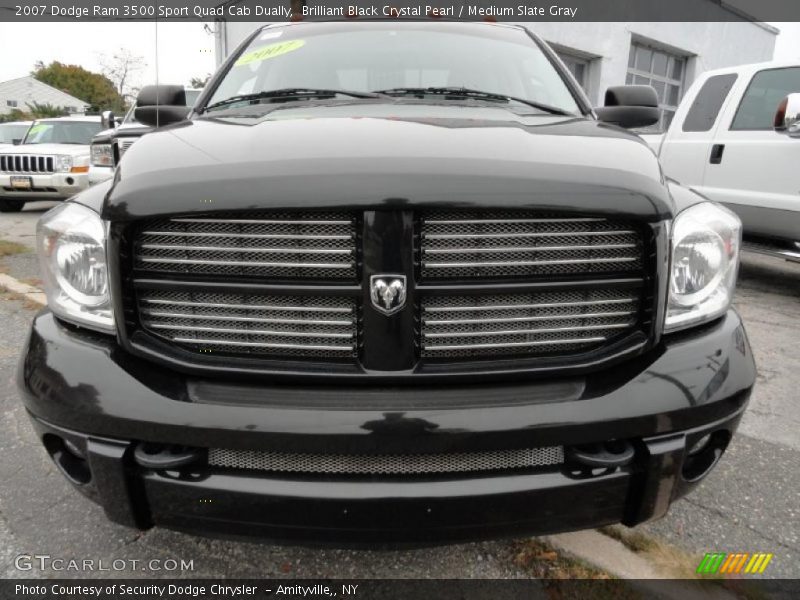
0 204 798 579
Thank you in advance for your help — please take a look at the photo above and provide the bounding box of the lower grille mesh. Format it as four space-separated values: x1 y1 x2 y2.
208 446 564 475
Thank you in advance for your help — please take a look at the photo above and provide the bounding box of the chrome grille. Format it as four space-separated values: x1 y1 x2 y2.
137 289 357 358
118 139 135 157
422 289 640 358
0 154 55 174
420 212 643 279
134 212 357 279
208 446 564 475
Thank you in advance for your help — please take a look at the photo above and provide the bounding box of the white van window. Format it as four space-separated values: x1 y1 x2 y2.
731 67 800 131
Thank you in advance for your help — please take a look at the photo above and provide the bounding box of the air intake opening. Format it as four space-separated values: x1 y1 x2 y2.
682 430 730 482
43 434 91 485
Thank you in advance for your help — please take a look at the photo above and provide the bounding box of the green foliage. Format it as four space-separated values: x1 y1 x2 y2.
26 102 68 118
32 61 125 112
189 75 210 89
0 109 30 123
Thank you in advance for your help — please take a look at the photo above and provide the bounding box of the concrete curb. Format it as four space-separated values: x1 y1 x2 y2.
0 273 46 306
547 530 735 599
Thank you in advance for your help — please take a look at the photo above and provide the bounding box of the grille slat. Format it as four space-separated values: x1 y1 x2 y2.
137 290 357 359
421 289 640 359
208 446 564 475
0 153 56 174
135 212 357 279
421 211 642 279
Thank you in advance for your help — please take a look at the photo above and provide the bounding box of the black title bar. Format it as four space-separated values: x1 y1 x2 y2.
1 0 800 22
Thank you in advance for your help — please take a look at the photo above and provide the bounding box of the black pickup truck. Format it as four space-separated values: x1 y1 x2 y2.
19 21 754 545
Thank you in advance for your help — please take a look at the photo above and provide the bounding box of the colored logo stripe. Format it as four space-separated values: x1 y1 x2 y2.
697 552 773 574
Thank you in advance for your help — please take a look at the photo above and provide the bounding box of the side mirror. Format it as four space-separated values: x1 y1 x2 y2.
595 85 660 129
11 138 21 146
134 84 189 128
774 93 800 138
101 110 116 129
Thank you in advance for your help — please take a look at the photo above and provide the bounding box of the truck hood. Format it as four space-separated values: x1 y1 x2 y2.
105 103 672 221
3 143 89 157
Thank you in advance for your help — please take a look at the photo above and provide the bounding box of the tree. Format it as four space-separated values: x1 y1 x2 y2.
26 102 68 118
189 75 211 89
99 49 146 105
32 60 124 113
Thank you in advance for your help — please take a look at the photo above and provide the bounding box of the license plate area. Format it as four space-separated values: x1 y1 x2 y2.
10 176 32 190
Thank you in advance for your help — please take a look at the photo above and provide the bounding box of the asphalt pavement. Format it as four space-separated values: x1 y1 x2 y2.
0 203 798 580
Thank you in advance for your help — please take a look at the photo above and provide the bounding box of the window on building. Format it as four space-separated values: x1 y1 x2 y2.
731 67 800 131
65 106 77 114
6 100 18 108
683 74 738 133
556 51 590 92
626 42 686 132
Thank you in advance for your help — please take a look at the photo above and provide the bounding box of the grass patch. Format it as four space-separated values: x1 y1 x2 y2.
0 239 30 257
513 539 643 599
0 289 42 311
598 525 658 554
19 276 42 288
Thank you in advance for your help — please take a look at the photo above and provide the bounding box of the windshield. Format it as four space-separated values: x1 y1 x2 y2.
0 123 30 144
124 89 202 124
23 120 103 145
206 23 582 115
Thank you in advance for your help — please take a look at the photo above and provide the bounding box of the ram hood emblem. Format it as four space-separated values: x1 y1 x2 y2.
370 275 407 315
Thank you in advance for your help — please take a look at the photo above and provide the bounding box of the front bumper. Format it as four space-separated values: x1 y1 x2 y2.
0 172 89 199
18 309 755 545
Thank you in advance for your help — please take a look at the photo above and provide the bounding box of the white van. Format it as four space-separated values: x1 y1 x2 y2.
653 60 800 260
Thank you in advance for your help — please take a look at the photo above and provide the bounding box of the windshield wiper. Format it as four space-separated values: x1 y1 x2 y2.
201 88 385 113
373 87 572 115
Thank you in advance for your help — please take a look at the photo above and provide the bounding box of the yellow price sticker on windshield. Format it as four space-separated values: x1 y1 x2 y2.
235 40 305 67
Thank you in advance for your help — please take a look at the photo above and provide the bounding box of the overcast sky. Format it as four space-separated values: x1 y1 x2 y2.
0 21 798 93
0 22 218 90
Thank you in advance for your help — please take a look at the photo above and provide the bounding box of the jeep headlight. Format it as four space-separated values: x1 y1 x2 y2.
37 203 114 333
90 144 113 167
55 154 73 173
665 202 741 332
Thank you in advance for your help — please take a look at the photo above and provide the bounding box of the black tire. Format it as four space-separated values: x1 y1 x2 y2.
0 199 25 213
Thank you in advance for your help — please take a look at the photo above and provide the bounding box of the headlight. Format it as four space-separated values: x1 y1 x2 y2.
665 202 741 332
55 154 73 173
90 144 113 167
37 203 114 333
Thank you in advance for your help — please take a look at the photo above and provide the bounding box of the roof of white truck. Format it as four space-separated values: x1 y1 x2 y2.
700 60 800 78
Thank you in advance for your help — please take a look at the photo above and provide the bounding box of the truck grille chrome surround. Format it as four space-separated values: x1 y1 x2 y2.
0 154 55 174
208 446 565 475
420 211 642 279
127 209 651 369
135 212 357 279
421 289 640 358
137 290 357 358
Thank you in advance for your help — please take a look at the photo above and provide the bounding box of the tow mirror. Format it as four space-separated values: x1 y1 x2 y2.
774 93 800 138
134 84 189 128
595 85 660 129
101 110 116 129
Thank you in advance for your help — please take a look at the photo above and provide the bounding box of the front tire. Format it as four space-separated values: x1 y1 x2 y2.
0 199 26 212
